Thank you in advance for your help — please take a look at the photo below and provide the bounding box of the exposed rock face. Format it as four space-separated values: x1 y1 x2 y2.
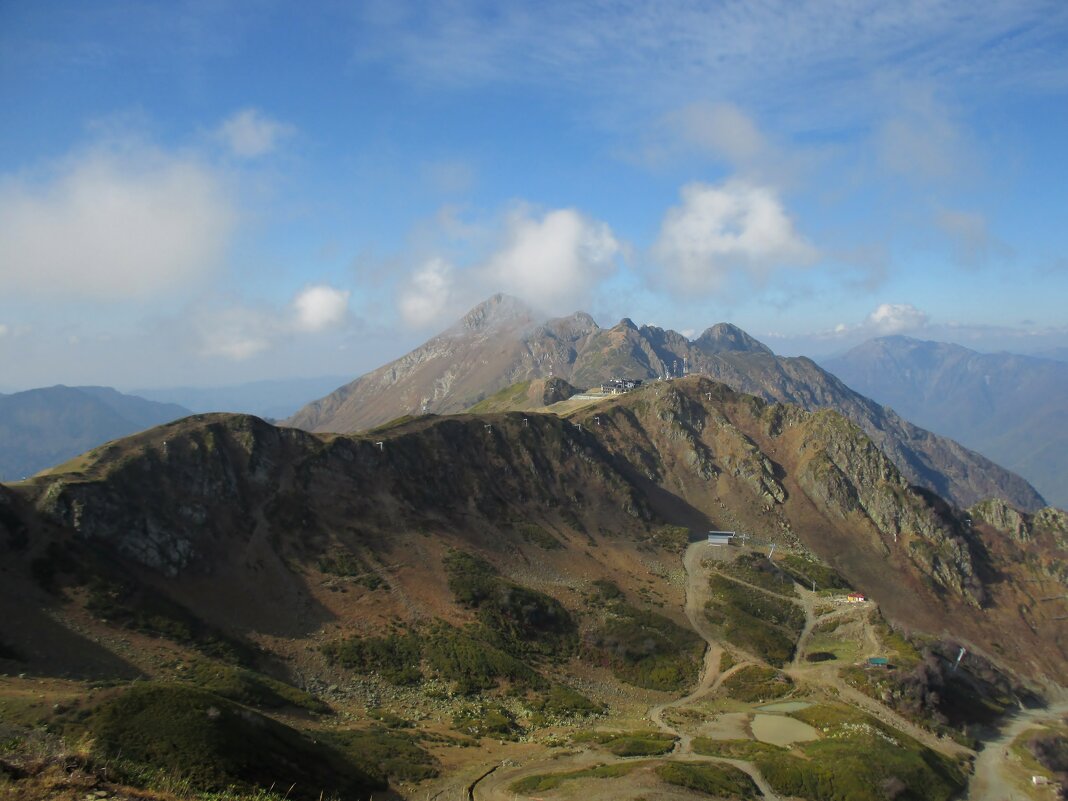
287 296 1045 512
971 498 1068 547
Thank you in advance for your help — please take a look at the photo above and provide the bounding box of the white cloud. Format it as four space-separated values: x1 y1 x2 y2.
866 303 929 335
0 323 7 338
0 145 234 299
652 181 817 293
292 284 351 332
216 108 293 158
399 258 456 328
483 207 621 314
395 206 622 328
198 283 354 360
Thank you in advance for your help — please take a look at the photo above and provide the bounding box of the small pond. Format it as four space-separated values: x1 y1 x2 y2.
751 714 819 747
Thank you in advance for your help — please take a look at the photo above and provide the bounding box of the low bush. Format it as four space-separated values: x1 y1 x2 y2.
452 704 519 740
573 729 676 756
655 761 760 798
720 665 794 702
86 578 255 665
324 621 545 693
423 624 543 693
585 604 703 690
515 523 563 550
777 555 851 592
692 738 787 760
510 762 641 794
87 683 383 801
181 662 328 713
753 704 967 801
704 575 803 666
444 550 576 658
720 553 797 596
321 726 439 782
529 685 605 718
322 632 423 685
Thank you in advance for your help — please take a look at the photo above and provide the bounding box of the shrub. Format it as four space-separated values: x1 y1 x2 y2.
87 683 383 801
754 704 967 801
573 730 676 756
86 578 256 665
452 704 520 739
322 632 423 685
692 738 787 760
510 762 641 794
585 604 703 691
423 624 544 693
778 555 851 591
443 550 576 658
704 575 803 666
529 685 605 718
720 665 794 702
720 553 797 596
655 761 760 798
515 523 563 550
321 726 439 782
182 662 328 713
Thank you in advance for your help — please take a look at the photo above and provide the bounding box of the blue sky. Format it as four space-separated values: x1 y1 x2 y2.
1 0 1067 390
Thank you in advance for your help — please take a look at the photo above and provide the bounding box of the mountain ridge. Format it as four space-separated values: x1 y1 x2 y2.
823 335 1068 508
287 295 1045 512
0 385 191 482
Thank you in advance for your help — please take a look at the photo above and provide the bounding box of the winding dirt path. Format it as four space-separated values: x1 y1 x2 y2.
648 543 725 753
965 699 1068 801
469 540 784 801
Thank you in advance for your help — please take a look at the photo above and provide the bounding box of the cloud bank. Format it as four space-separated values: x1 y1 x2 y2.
652 181 817 292
0 145 234 299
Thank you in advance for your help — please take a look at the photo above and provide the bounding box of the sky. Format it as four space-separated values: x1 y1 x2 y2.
1 1 1067 392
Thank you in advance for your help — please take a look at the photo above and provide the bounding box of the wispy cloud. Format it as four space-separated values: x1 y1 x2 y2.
353 2 1068 121
935 208 1013 269
216 108 294 158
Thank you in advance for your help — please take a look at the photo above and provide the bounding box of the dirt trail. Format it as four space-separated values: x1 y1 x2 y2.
785 586 972 759
471 541 783 801
965 699 1068 801
648 542 725 752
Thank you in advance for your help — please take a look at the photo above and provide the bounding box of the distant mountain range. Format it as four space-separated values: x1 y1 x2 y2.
0 386 190 481
287 294 1045 512
132 375 352 420
822 336 1068 508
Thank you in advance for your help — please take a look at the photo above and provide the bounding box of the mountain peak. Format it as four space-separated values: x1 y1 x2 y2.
694 323 773 355
454 294 538 335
